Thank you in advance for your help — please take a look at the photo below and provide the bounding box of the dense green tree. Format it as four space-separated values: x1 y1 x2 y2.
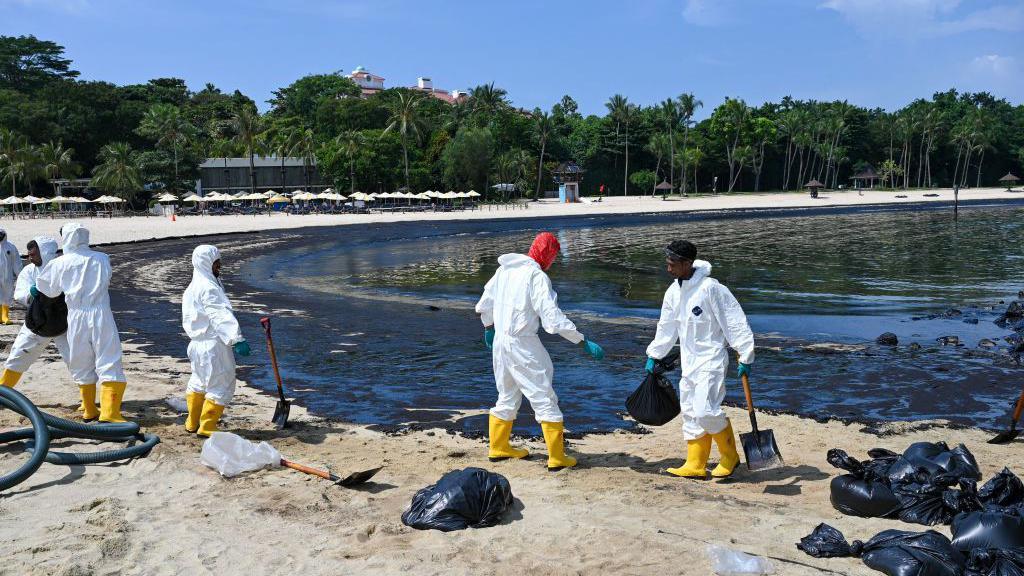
137 103 197 193
91 142 142 204
38 141 77 196
442 127 493 192
269 73 360 127
229 105 266 194
0 35 79 91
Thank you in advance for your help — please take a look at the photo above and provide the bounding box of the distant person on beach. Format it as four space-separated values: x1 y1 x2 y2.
181 245 250 437
36 223 129 422
475 232 605 471
0 229 24 325
644 240 755 479
1 237 71 389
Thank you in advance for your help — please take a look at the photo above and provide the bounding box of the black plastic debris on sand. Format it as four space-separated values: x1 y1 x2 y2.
401 468 514 532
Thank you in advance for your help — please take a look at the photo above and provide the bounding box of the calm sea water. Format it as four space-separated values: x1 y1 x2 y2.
241 206 1024 433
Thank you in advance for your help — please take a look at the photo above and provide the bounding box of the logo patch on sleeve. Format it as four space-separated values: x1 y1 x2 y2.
692 306 703 317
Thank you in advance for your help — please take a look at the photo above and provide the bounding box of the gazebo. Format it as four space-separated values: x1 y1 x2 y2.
552 161 584 203
850 167 882 190
999 172 1019 191
805 179 825 199
654 180 673 199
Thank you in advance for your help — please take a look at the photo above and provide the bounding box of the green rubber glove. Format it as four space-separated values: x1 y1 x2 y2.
30 285 38 299
233 340 251 357
738 362 751 378
580 339 604 360
483 327 495 350
645 358 656 373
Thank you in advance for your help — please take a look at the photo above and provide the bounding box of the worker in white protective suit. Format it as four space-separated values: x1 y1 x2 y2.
645 240 755 479
181 245 250 437
36 223 129 423
1 237 71 389
475 232 605 471
0 229 24 324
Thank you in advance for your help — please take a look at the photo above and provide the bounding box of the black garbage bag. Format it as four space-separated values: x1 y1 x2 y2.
625 349 680 426
828 448 902 518
965 547 1024 576
401 468 513 532
893 473 981 526
979 469 1024 509
951 510 1024 552
797 524 965 576
25 292 67 338
887 442 981 484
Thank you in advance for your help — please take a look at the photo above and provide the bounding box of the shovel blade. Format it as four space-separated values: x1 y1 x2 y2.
988 428 1020 445
337 466 383 487
272 400 290 430
740 429 784 472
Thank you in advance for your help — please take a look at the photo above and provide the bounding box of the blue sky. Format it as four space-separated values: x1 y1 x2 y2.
2 0 1022 117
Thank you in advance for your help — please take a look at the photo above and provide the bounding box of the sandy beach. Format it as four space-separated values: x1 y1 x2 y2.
0 190 1021 576
0 187 1018 246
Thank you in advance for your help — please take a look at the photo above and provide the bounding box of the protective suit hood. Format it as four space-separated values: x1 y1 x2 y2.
60 223 90 253
191 245 221 285
0 228 6 242
527 232 560 270
680 259 712 285
33 236 59 266
497 253 538 269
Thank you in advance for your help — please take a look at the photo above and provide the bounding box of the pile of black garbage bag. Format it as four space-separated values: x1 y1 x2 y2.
401 468 514 532
625 348 681 426
797 441 1024 575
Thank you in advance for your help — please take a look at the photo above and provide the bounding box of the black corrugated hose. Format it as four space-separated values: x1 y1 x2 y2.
0 386 160 491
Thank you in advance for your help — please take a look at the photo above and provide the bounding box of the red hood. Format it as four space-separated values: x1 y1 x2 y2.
527 232 560 270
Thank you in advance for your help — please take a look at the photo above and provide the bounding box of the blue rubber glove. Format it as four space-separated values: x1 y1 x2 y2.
29 285 38 299
233 340 251 357
645 358 656 373
738 362 751 378
483 327 495 350
580 339 604 360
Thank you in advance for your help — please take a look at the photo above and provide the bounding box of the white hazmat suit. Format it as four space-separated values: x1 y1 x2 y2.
646 260 755 440
0 229 24 319
182 245 244 406
36 223 127 422
475 253 584 423
2 237 70 383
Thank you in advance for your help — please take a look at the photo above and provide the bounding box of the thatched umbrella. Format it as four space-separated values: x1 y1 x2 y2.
654 180 673 199
999 172 1019 191
805 179 825 198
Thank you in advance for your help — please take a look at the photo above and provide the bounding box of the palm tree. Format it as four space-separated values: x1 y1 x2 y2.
444 100 472 135
647 133 671 195
39 141 77 197
469 83 508 125
91 142 142 204
676 93 702 194
494 149 531 201
292 127 317 191
229 106 266 195
659 99 681 193
138 103 195 194
605 95 634 195
268 124 300 191
0 129 27 197
383 91 427 190
533 109 552 200
335 131 364 195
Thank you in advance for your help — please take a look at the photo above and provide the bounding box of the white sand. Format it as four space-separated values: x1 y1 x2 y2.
0 187 1017 246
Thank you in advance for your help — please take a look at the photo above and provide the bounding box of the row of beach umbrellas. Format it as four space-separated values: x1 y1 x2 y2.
1 194 125 206
165 188 483 204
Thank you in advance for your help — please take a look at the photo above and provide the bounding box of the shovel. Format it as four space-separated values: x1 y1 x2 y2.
988 385 1024 444
739 373 784 471
260 317 290 429
281 459 383 487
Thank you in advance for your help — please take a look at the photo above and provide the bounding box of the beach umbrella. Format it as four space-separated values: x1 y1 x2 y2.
156 193 179 203
292 192 316 201
0 195 28 205
467 190 481 198
999 172 1019 191
182 194 204 202
266 194 291 204
322 188 335 194
23 195 40 202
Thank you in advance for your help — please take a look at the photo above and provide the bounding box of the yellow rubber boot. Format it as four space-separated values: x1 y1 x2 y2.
196 399 225 438
540 421 577 471
79 384 99 421
1 368 22 388
488 414 529 461
184 391 206 433
1 305 9 325
710 420 741 478
98 381 128 423
666 435 711 479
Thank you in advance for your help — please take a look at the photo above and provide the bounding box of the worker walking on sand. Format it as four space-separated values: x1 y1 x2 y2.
36 223 129 423
181 245 250 437
644 240 755 479
1 237 71 389
475 232 605 471
0 229 24 325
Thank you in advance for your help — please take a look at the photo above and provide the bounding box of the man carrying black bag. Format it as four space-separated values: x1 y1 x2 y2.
644 240 755 480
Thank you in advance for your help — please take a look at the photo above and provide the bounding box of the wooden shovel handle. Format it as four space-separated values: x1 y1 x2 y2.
741 373 755 414
281 459 333 481
1013 387 1024 422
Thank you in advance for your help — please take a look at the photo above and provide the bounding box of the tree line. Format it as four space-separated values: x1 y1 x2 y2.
1 35 1022 207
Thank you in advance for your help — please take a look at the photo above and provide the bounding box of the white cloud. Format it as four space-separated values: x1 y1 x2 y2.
970 54 1016 76
0 0 90 13
682 0 733 27
820 0 1024 38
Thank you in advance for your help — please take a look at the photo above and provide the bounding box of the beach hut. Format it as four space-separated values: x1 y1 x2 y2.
850 167 882 190
805 179 825 199
655 180 673 199
999 172 1019 191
